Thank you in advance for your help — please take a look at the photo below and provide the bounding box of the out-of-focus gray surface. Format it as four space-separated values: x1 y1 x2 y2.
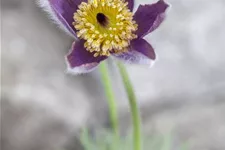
1 0 225 150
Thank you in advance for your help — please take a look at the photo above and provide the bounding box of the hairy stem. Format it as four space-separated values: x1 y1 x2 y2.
117 62 142 150
99 62 119 136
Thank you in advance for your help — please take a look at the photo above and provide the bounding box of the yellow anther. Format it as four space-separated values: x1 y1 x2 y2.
105 40 110 44
94 53 99 57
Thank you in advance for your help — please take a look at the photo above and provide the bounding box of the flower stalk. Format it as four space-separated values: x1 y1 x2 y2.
99 62 119 136
117 62 142 150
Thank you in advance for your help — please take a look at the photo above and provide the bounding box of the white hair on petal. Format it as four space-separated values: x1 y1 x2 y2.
37 0 76 38
113 51 156 68
64 56 99 75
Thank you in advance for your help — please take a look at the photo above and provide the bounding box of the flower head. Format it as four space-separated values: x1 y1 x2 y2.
39 0 169 74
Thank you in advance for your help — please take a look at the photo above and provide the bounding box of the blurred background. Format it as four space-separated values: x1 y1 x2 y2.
1 0 225 150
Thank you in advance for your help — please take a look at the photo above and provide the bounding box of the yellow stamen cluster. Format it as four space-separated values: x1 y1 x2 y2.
73 0 138 57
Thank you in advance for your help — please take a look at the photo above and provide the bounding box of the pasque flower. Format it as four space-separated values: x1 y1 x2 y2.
39 0 169 74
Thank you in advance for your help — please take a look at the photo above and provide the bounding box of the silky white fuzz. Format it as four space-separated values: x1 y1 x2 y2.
113 51 156 68
65 56 99 75
37 0 76 38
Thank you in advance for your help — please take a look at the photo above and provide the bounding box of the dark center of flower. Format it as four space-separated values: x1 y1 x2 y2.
96 13 108 27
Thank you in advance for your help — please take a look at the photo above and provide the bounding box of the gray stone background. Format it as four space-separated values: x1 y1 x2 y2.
1 0 225 150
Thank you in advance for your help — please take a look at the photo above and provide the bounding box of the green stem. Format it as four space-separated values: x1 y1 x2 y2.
99 62 119 136
117 62 142 150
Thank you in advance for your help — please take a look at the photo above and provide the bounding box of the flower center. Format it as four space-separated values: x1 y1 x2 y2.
73 0 138 57
96 13 108 27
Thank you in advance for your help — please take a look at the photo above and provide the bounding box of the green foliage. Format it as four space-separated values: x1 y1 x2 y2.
80 129 189 150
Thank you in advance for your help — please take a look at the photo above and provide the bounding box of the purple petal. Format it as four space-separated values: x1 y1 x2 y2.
66 40 107 74
114 38 156 67
39 0 86 37
126 0 134 11
134 0 169 38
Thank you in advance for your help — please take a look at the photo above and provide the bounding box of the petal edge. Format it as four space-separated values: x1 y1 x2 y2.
134 0 169 38
65 59 99 74
113 39 156 67
66 41 107 74
38 0 85 38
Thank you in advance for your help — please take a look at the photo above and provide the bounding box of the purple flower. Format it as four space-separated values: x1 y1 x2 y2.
39 0 169 74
